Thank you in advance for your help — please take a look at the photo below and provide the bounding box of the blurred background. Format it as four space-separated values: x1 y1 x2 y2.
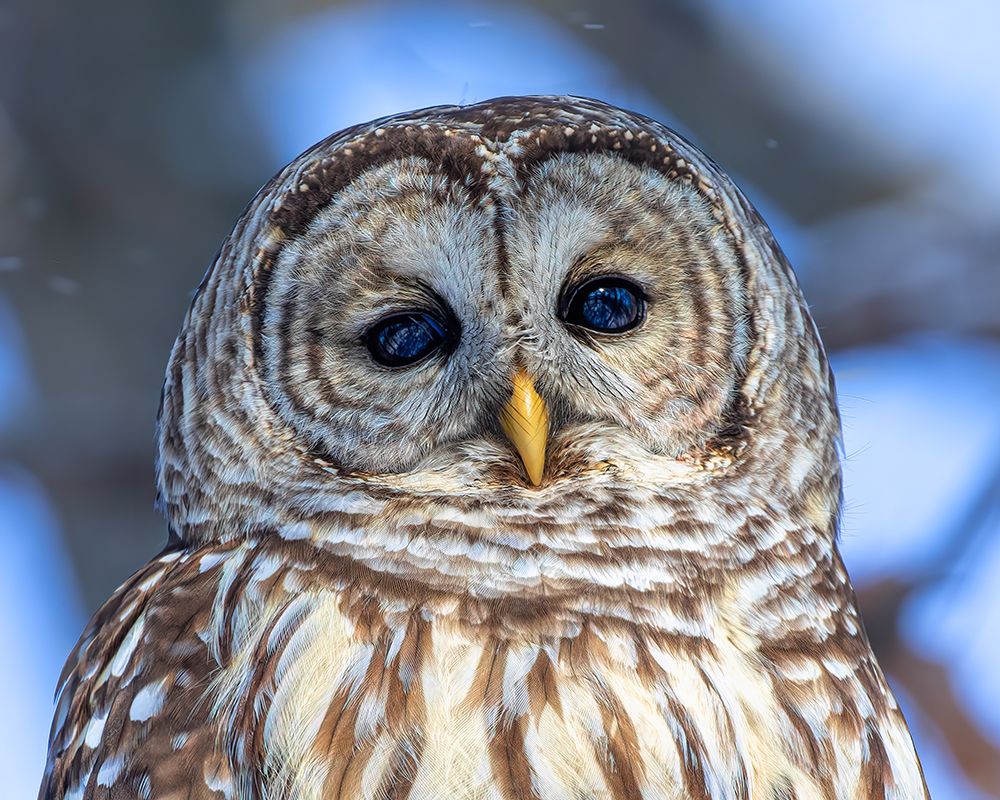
2 1 999 797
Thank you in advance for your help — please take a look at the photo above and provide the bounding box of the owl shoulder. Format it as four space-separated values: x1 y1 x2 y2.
38 542 244 800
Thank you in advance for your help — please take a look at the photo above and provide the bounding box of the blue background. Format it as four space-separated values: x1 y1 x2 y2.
3 2 999 796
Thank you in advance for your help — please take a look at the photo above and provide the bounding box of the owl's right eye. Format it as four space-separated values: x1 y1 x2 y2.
365 312 449 367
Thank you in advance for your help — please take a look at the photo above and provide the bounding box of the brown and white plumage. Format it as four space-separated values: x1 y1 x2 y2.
40 96 928 800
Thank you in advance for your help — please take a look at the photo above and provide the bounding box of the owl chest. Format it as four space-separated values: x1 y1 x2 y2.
222 601 827 800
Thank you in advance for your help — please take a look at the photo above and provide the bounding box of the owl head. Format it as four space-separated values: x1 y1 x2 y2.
156 97 840 576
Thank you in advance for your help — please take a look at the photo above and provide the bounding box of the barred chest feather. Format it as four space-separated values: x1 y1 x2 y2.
44 531 926 800
227 595 794 800
193 547 921 800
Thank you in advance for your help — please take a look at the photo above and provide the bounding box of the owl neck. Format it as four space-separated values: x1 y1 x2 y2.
197 436 846 644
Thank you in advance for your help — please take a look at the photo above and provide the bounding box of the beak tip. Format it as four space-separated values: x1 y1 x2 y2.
525 462 545 486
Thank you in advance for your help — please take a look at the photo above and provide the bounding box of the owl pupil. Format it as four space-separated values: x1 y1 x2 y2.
563 277 645 333
366 313 447 367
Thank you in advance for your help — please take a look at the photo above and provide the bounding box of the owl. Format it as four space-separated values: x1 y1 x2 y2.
40 96 928 800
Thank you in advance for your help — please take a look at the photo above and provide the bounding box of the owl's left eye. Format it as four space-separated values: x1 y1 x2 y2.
365 312 449 367
560 276 646 334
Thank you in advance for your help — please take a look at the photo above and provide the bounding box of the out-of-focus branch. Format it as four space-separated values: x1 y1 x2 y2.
800 192 1000 351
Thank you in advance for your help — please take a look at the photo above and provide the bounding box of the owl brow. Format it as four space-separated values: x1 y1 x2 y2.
248 128 490 367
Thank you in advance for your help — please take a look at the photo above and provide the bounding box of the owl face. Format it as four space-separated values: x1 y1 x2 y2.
158 96 837 546
257 150 749 489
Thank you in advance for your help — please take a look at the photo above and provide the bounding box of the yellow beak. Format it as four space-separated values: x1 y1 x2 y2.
499 368 549 486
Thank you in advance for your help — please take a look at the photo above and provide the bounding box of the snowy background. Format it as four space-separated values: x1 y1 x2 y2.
2 1 999 797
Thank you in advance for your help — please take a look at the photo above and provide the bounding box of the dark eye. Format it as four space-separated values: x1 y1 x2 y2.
561 276 646 333
365 312 449 367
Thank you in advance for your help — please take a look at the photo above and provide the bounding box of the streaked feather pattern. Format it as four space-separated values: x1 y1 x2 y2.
41 96 927 799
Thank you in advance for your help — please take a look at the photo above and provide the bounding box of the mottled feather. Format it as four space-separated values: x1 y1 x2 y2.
41 96 928 800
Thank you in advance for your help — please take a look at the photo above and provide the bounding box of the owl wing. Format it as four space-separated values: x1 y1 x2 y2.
39 543 238 800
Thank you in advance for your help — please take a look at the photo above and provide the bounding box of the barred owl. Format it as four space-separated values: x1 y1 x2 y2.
40 96 928 800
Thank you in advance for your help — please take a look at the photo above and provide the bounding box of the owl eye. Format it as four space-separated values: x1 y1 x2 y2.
561 276 646 333
365 312 449 367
